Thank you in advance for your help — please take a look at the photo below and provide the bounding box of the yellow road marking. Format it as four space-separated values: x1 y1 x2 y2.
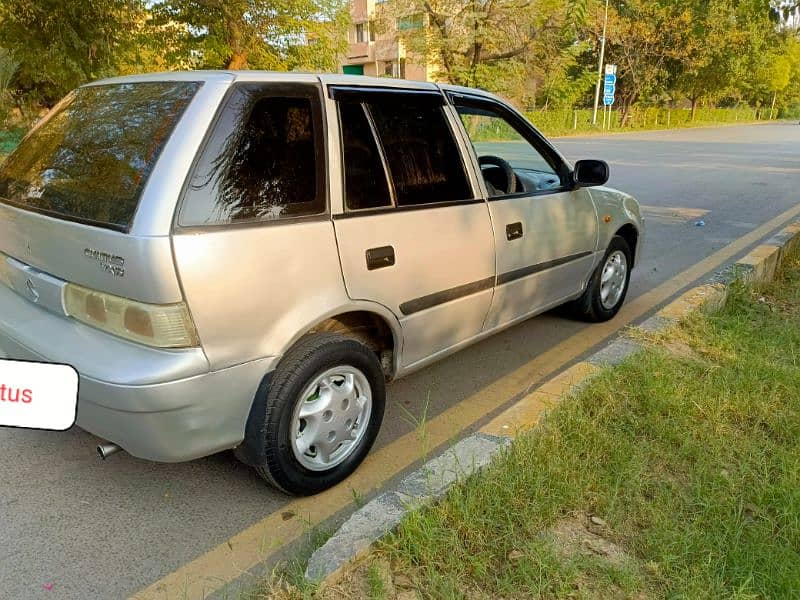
486 230 800 456
480 362 600 436
133 204 800 600
657 283 727 320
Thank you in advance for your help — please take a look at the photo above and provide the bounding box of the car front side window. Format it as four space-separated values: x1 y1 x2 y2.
363 94 473 207
455 102 563 198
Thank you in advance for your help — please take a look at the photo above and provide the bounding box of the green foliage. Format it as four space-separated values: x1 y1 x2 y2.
151 0 349 71
382 0 799 114
0 0 797 119
0 48 20 123
0 0 149 104
519 106 759 137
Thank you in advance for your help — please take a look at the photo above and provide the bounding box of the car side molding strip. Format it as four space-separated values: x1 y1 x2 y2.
497 251 593 286
399 251 593 316
399 277 495 316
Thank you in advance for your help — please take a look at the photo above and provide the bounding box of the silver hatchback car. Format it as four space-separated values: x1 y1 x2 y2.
0 71 643 495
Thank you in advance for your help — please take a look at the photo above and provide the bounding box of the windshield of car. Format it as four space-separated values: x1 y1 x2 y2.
0 81 200 231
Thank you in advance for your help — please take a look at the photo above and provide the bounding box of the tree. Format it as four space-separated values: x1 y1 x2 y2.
671 0 748 119
0 48 20 121
383 0 578 92
602 0 692 111
0 0 148 104
151 0 349 71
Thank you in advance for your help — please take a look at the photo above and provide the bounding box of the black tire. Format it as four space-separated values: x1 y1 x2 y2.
251 332 386 496
570 235 632 322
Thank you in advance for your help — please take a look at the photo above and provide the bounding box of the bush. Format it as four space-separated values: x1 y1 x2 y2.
524 106 761 137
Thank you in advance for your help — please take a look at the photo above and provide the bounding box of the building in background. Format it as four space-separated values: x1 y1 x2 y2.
341 0 435 81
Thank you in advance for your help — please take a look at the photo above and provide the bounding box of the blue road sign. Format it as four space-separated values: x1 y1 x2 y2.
603 72 617 106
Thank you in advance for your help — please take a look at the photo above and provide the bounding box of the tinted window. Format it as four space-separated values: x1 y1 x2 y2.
339 102 391 210
0 81 200 230
180 84 324 226
367 97 472 206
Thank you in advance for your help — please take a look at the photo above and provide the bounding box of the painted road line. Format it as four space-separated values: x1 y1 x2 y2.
480 362 600 436
132 201 800 600
657 283 727 320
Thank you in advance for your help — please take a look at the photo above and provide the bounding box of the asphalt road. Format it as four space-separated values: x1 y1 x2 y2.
1 122 798 600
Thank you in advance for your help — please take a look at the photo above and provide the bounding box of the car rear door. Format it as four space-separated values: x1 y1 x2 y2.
449 92 599 330
329 86 496 369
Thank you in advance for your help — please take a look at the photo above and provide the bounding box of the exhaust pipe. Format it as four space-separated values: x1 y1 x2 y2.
97 442 122 460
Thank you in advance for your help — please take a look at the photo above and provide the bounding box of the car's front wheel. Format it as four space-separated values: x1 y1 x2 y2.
571 235 632 322
250 333 386 495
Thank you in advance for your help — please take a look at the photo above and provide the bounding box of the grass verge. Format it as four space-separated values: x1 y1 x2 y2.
304 255 800 599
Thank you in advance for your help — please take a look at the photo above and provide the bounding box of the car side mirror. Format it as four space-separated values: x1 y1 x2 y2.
573 159 609 188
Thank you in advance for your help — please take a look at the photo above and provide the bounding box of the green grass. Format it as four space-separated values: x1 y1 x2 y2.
468 107 765 140
376 257 800 598
255 525 333 600
366 562 388 600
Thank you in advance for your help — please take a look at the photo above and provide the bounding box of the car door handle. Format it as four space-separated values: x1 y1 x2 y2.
366 246 395 270
506 222 523 241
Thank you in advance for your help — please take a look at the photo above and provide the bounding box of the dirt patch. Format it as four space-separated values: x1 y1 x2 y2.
544 514 633 568
317 557 402 599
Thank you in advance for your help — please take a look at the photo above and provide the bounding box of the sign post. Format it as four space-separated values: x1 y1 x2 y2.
602 64 617 129
591 0 611 126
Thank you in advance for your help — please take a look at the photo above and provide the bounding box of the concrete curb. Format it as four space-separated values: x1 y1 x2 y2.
305 220 800 588
305 433 510 583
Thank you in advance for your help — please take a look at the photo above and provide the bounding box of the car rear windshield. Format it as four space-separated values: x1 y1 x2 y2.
0 81 200 231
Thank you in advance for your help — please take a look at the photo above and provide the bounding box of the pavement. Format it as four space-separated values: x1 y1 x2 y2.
1 122 798 600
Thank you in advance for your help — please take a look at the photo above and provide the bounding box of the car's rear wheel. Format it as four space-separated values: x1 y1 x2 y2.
251 332 386 495
570 235 632 322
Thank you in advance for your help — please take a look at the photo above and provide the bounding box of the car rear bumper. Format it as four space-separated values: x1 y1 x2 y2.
75 360 274 461
0 283 274 461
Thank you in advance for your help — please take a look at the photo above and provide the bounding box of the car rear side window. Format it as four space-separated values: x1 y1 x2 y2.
179 83 326 226
366 95 472 207
0 81 200 231
339 102 392 211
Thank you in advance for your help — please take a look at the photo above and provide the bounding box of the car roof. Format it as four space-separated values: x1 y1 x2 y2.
82 70 500 101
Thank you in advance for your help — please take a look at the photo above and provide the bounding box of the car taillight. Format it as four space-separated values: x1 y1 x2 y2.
64 283 200 348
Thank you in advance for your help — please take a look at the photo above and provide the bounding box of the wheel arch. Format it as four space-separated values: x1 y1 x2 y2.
235 303 400 469
614 223 639 268
275 300 403 380
305 309 401 379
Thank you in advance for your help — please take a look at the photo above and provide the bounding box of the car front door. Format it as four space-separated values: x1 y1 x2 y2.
450 93 599 330
330 86 496 369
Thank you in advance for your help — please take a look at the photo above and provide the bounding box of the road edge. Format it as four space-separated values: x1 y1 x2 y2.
305 220 800 588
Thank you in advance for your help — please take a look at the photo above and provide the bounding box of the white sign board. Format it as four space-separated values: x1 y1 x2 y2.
0 359 79 430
